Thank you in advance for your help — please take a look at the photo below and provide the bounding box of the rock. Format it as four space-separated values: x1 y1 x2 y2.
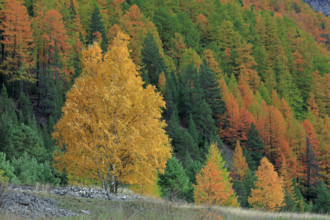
81 210 90 214
0 192 76 219
305 0 330 16
18 197 31 206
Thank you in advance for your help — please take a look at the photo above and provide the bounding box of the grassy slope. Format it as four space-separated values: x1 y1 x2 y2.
54 196 329 220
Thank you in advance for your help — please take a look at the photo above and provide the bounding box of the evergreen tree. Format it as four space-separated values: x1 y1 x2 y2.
314 181 330 213
233 168 256 208
244 123 264 171
38 68 63 120
167 108 199 159
292 178 306 212
141 32 166 86
183 152 202 202
158 157 191 201
188 114 199 145
180 64 216 140
199 59 225 123
164 72 179 120
88 4 107 51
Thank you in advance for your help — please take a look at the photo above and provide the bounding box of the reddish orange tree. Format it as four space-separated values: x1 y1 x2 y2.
302 120 321 187
194 144 239 207
249 157 284 211
38 9 71 78
0 0 34 93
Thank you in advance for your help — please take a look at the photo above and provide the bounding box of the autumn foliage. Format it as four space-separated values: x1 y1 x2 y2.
0 0 34 82
53 33 171 193
194 144 239 207
249 157 284 211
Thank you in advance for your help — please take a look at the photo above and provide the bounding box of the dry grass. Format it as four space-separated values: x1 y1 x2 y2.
0 190 329 220
55 196 329 220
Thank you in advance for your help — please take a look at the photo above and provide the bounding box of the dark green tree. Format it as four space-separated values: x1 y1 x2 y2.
141 32 166 86
164 72 179 121
233 168 256 208
167 107 199 158
188 114 199 145
88 4 107 51
158 157 191 201
199 59 225 122
244 123 264 171
180 64 216 140
314 181 330 213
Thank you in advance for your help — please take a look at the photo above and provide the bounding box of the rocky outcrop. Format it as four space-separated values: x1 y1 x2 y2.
6 185 143 201
305 0 330 16
0 192 76 219
0 185 144 219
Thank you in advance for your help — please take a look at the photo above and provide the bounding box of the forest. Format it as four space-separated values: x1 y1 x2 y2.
0 0 329 214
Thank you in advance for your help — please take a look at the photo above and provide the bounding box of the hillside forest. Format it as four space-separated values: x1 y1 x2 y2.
0 0 329 214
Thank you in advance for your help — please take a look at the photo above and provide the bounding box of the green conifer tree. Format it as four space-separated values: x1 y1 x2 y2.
141 32 166 86
158 157 191 201
244 123 264 171
88 4 107 51
199 59 225 123
314 181 330 213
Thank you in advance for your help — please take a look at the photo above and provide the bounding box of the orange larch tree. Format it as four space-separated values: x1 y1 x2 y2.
0 0 34 94
302 119 321 187
231 140 248 181
38 9 71 79
222 92 241 146
194 144 239 207
249 157 284 211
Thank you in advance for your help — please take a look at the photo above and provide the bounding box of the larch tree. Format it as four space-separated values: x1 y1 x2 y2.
38 9 71 78
194 144 239 207
249 157 284 212
0 0 34 94
303 120 321 187
53 33 172 194
231 140 248 181
235 42 260 91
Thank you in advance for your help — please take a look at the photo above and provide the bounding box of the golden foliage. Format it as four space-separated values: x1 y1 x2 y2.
249 157 284 211
53 32 172 191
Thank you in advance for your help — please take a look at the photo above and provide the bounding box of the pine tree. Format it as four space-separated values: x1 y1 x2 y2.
167 107 199 159
233 167 256 208
88 4 107 51
188 114 199 145
180 64 216 140
141 32 166 86
244 123 264 171
313 181 330 214
199 59 225 123
158 157 191 201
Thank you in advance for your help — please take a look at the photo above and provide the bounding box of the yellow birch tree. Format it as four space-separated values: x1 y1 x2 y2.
53 32 172 193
